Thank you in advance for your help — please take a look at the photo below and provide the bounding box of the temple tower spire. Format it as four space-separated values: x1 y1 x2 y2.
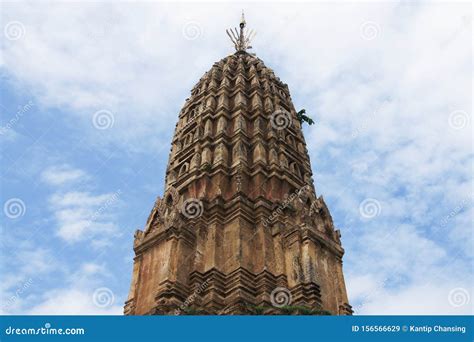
125 13 352 316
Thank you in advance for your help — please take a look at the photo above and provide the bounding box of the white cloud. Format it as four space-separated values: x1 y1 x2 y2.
39 163 123 243
48 191 122 243
346 223 473 315
49 191 115 208
1 2 232 150
28 263 122 315
0 245 58 315
355 283 473 315
0 227 124 315
17 247 57 275
0 164 125 314
41 165 89 186
305 2 473 311
28 288 122 315
1 254 123 315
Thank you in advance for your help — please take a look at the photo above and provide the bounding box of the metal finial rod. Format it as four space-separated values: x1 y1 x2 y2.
226 11 255 52
240 10 246 28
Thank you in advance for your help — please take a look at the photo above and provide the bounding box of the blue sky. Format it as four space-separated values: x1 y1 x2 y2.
1 1 472 314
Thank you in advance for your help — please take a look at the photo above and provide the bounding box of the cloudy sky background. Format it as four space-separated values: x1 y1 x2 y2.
1 1 472 315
